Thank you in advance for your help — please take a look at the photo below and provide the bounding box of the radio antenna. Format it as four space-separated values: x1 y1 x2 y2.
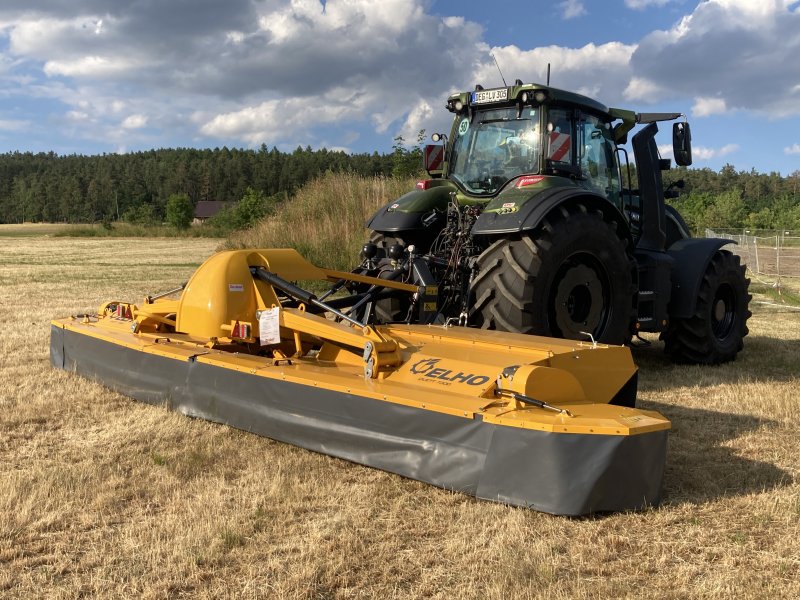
547 63 551 86
491 53 507 87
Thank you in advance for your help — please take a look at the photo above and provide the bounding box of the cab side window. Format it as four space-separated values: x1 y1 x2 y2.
579 115 620 200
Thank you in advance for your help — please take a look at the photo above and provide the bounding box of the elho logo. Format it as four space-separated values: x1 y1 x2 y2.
408 358 490 386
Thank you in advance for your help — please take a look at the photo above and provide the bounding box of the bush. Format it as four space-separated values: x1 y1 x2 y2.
122 203 160 226
165 193 193 230
209 188 278 233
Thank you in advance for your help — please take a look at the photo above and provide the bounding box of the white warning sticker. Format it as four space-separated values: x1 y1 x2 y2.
228 283 244 292
259 307 281 346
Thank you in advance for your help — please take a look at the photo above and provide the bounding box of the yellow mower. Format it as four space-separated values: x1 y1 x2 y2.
51 248 670 516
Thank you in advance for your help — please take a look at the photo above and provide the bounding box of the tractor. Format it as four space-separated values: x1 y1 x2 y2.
355 80 750 364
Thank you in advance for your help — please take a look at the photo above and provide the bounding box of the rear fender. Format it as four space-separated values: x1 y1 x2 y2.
667 238 734 318
472 186 631 245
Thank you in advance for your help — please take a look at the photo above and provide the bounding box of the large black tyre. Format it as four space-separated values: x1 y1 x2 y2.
471 205 636 345
661 250 751 364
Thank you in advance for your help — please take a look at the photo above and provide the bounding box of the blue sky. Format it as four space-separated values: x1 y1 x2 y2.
0 0 799 175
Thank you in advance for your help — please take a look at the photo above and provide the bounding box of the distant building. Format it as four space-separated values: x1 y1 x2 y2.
193 201 230 225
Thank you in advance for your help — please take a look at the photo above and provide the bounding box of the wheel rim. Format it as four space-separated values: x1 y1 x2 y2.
711 283 737 340
550 255 612 340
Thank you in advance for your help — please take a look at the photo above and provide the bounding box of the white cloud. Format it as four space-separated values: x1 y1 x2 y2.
693 143 739 161
630 0 800 116
692 97 728 117
201 96 355 144
0 0 797 166
623 77 663 102
44 55 141 78
785 144 800 154
476 42 636 106
559 0 587 19
9 16 121 59
0 1 487 149
65 110 90 122
121 114 148 129
397 99 436 144
0 118 30 131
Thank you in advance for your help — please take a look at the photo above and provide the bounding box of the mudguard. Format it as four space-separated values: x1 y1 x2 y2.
666 237 734 318
367 182 455 232
472 185 630 240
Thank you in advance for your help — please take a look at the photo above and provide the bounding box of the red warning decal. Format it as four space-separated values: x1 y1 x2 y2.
548 132 571 162
424 144 444 171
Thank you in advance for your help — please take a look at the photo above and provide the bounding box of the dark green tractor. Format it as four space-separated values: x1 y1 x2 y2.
357 80 750 364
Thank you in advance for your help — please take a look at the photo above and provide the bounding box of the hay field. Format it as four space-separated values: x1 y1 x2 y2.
1 235 798 599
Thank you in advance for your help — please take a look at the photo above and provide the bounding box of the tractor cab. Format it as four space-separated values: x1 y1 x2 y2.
426 84 623 208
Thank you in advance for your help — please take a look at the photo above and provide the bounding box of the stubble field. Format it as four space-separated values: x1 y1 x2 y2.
1 234 798 599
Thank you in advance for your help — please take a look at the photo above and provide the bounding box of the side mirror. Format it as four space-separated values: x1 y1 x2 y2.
673 122 692 166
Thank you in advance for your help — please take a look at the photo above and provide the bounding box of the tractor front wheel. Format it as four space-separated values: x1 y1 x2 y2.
662 250 751 364
471 206 636 345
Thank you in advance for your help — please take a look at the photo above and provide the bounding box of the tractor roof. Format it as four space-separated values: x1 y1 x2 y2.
447 82 611 117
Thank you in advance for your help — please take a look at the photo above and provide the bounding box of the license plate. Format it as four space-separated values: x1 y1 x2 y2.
471 88 508 104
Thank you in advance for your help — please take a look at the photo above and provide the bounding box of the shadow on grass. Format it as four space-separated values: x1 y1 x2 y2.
643 401 794 506
628 334 797 505
631 333 800 389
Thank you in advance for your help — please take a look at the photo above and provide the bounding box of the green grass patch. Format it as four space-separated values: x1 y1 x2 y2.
750 281 800 306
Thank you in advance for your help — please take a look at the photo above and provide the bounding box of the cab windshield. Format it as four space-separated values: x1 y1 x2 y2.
449 106 541 195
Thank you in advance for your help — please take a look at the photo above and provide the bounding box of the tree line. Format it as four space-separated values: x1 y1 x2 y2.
662 165 800 233
1 139 799 234
0 145 394 224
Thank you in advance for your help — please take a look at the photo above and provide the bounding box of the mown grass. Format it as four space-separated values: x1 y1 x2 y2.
0 223 87 237
0 221 228 239
1 236 799 599
224 172 416 270
54 222 228 238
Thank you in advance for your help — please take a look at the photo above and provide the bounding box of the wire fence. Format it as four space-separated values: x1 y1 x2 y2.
705 228 800 292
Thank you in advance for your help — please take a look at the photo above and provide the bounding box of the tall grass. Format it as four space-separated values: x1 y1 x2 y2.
225 172 416 270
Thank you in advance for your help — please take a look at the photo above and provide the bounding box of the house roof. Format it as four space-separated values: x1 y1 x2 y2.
194 201 230 219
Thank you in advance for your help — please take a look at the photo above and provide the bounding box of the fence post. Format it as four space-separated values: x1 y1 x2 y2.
754 239 759 274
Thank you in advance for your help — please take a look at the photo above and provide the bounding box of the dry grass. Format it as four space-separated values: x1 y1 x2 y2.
0 223 88 237
1 234 798 599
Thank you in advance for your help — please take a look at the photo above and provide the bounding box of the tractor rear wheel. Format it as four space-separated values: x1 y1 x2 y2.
471 205 636 345
661 250 751 364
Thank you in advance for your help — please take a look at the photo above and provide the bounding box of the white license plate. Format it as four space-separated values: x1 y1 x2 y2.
472 88 508 104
